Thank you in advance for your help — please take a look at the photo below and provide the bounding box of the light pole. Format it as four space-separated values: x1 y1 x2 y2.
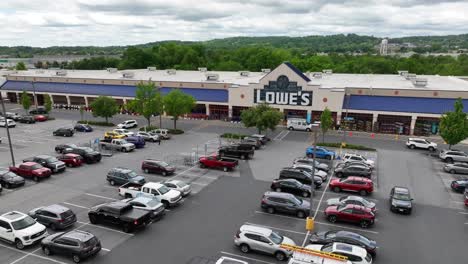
0 92 16 166
305 124 321 236
31 81 38 109
342 87 350 144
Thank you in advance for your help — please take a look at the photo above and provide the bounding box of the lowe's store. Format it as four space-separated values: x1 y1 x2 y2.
1 62 468 136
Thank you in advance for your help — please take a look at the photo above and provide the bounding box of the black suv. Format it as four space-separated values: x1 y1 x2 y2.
218 145 254 160
41 230 101 263
279 167 323 188
28 204 77 230
261 191 311 218
334 164 372 178
63 147 102 164
17 115 36 124
23 155 66 173
53 128 74 137
55 143 78 153
29 107 48 115
390 186 413 214
106 167 146 186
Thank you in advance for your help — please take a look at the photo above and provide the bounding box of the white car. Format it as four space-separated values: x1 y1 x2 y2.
117 120 138 129
161 180 192 197
342 153 375 168
293 164 328 181
136 131 160 142
0 211 47 249
0 119 16 128
405 138 437 151
150 129 171 139
306 243 372 264
215 257 248 264
121 195 166 219
113 128 135 137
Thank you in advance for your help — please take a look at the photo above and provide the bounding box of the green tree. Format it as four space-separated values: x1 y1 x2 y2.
163 89 196 129
439 98 468 149
241 103 283 134
127 81 162 128
44 94 52 113
320 107 334 142
16 62 27 70
20 91 31 113
90 96 119 124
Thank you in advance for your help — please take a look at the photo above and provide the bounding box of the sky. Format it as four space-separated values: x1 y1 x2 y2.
0 0 467 47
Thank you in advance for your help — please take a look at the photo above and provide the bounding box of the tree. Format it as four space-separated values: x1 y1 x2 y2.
16 62 27 70
44 94 52 113
90 96 119 124
241 103 283 134
439 98 468 149
127 81 162 128
20 91 31 113
320 107 334 142
163 89 196 129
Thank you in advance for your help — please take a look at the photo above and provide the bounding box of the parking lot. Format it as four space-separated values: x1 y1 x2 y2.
0 106 467 264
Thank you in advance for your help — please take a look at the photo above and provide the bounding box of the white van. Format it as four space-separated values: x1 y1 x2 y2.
287 118 312 131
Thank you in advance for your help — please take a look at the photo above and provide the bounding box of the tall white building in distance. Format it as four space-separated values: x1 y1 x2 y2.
380 38 388 55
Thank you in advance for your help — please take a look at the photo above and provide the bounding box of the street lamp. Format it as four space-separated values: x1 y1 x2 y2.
0 92 16 166
307 124 321 221
31 81 38 109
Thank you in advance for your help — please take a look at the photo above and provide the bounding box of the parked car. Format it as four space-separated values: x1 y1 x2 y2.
117 120 138 129
23 155 66 173
121 195 166 220
150 128 171 139
17 115 35 124
56 153 83 167
9 162 52 181
218 145 254 160
334 164 372 178
161 180 191 197
250 134 270 144
306 243 372 264
99 138 135 152
53 128 74 137
34 114 48 122
55 143 78 153
28 204 76 230
141 159 176 176
62 147 101 164
261 191 311 218
325 204 375 228
234 224 296 261
242 137 262 149
0 169 25 189
29 107 48 115
389 186 413 214
113 128 135 137
270 178 312 198
118 182 182 208
450 179 468 193
306 146 335 159
279 167 323 188
136 131 160 142
342 153 375 169
88 201 151 233
405 137 437 151
326 196 376 212
335 161 372 171
439 150 468 163
309 230 377 257
41 230 101 263
199 155 238 171
0 211 47 249
73 124 93 132
465 190 468 207
125 136 145 148
444 163 468 175
329 177 374 196
287 118 313 131
293 157 330 172
292 164 328 181
0 118 16 127
104 131 126 139
107 167 146 186
4 112 21 121
237 140 260 151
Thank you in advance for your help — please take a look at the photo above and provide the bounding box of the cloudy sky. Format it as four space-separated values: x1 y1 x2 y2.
1 0 467 47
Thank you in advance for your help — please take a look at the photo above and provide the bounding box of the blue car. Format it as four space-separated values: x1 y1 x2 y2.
126 136 146 148
74 124 93 132
306 146 335 160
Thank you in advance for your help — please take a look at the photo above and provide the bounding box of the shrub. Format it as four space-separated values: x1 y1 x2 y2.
221 133 249 139
168 129 184 134
77 120 115 126
139 125 158 131
316 142 376 151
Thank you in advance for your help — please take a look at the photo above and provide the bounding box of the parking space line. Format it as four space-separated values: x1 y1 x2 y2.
459 212 468 215
84 193 117 200
220 251 276 264
63 202 90 209
0 244 67 264
76 221 134 236
244 222 307 235
169 165 199 180
9 248 41 264
102 248 111 252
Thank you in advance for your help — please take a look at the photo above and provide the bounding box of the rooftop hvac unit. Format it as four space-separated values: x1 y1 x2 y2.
261 68 271 73
205 73 219 81
405 73 416 80
107 68 118 73
166 69 176 75
122 71 134 78
398 70 409 76
413 78 428 87
147 66 156 71
322 69 333 75
311 72 322 79
239 71 250 77
55 70 67 76
198 67 207 72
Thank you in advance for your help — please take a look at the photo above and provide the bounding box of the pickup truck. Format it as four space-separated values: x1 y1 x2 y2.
9 162 52 182
99 138 135 152
218 145 254 160
88 201 151 233
23 155 66 173
118 182 183 208
199 155 238 171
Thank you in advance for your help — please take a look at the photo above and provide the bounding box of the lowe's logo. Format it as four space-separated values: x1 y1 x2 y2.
254 75 312 106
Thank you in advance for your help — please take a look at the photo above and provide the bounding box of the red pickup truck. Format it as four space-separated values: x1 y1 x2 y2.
199 156 238 172
9 162 52 182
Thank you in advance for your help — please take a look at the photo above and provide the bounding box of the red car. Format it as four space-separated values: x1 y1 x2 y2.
199 155 238 171
57 153 83 167
34 115 48 122
325 204 375 228
464 190 468 207
329 176 373 196
9 162 52 181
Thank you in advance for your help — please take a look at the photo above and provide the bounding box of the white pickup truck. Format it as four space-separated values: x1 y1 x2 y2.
118 182 183 208
99 138 135 152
